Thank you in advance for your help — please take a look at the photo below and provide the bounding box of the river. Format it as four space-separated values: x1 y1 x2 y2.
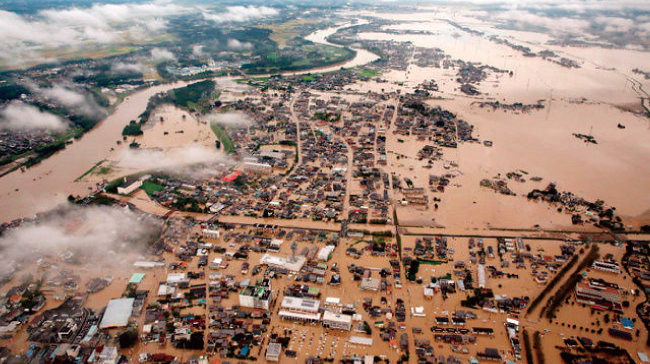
0 22 380 223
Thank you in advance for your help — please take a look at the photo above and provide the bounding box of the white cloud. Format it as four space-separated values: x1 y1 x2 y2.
151 48 177 63
0 101 68 132
117 145 229 171
28 83 105 118
192 45 205 58
0 205 161 270
111 62 146 75
206 111 253 127
203 6 279 23
0 1 188 68
227 39 254 51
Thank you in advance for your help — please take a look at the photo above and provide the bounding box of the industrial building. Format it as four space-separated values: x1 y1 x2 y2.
575 279 622 311
98 298 135 329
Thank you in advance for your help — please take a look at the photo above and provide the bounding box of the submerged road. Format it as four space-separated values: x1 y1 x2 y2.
0 21 380 223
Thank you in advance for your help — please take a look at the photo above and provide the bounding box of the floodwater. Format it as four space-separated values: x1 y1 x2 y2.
0 81 192 221
299 20 381 74
351 15 650 229
0 23 380 223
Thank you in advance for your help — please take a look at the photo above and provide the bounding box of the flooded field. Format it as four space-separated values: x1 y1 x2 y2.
348 13 650 230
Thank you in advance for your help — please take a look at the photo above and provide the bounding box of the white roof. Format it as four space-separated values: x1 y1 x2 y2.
260 151 285 159
281 297 321 313
507 318 520 325
99 298 134 329
133 261 164 269
278 310 321 321
267 342 282 355
323 311 352 324
157 284 175 296
260 253 306 272
317 245 336 260
360 277 380 291
325 297 341 304
349 336 373 346
167 273 188 284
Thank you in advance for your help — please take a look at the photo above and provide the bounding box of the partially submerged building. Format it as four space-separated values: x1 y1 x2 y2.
239 279 273 310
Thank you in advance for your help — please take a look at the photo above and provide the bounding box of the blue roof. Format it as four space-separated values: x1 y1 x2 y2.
622 317 634 329
240 346 250 356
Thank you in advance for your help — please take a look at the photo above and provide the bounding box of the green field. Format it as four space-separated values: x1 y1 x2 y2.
210 123 236 154
358 69 378 78
142 181 164 195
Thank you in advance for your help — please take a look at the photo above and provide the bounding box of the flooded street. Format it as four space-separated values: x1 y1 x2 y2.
0 23 380 223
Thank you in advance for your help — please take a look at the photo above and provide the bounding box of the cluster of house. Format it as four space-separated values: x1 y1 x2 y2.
0 130 56 159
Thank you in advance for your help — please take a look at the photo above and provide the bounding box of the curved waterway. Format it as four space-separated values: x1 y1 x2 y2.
0 22 380 222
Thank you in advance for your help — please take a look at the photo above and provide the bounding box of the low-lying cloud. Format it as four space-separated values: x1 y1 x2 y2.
0 2 280 68
111 62 146 76
28 83 105 117
203 6 279 23
0 101 68 132
0 205 161 272
151 48 177 63
117 145 230 171
206 111 253 127
227 39 254 51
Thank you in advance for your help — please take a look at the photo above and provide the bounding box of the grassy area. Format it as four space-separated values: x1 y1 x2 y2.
302 75 315 82
210 123 236 154
418 259 446 265
242 43 355 74
358 69 378 78
259 19 317 48
75 159 106 181
142 181 164 195
96 166 112 175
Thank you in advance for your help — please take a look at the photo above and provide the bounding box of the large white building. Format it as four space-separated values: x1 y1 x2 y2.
243 162 272 174
278 296 322 323
202 229 220 240
260 253 306 272
167 273 189 286
477 264 486 289
322 311 353 331
117 179 143 195
239 280 273 310
317 245 336 262
266 343 282 362
281 297 321 314
99 298 135 329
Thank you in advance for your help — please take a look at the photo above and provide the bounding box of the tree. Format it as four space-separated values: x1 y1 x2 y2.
119 329 138 348
407 260 420 281
363 321 372 335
